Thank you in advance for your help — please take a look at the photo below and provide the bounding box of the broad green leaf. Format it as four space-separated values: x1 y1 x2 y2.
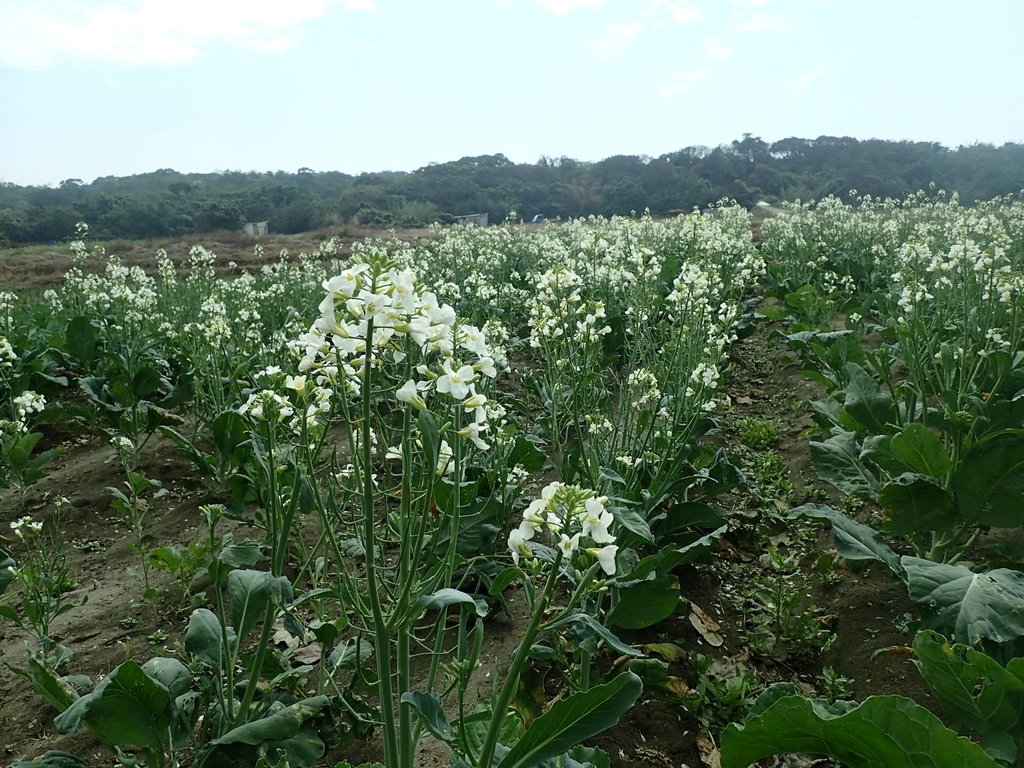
606 575 679 629
912 630 1024 761
132 365 164 401
795 504 901 576
810 431 880 497
65 317 98 369
888 424 952 478
185 608 228 666
141 657 192 699
228 569 292 641
211 696 331 745
211 410 249 457
720 690 999 768
903 557 1024 647
498 671 642 768
28 656 79 711
878 473 956 536
328 637 373 670
843 363 897 435
55 660 171 750
401 691 454 743
510 436 546 473
955 433 1024 527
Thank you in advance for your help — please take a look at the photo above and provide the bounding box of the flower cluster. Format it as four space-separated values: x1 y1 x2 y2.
10 515 43 540
508 482 619 576
0 337 16 368
293 259 500 449
12 391 45 429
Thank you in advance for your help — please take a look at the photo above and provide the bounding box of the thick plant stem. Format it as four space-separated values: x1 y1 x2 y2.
477 551 564 768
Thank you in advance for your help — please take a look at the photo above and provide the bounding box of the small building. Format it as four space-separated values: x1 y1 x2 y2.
242 221 269 237
452 213 488 227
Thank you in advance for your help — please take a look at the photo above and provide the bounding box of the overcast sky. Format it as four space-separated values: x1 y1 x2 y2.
2 0 1021 186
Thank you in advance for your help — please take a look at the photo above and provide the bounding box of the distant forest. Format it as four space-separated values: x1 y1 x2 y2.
2 135 1023 244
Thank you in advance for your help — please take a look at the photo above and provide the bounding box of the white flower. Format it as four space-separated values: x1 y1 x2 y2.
474 356 498 378
396 379 427 411
436 440 455 476
557 533 581 557
508 526 533 566
436 362 476 400
457 421 490 451
588 545 619 575
580 498 615 544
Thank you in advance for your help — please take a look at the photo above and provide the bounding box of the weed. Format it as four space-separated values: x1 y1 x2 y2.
736 416 781 450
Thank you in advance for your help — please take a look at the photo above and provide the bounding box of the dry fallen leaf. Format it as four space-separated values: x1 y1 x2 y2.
688 601 724 647
697 733 722 768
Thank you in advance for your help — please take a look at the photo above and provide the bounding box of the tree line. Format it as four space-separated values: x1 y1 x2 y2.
2 135 1022 244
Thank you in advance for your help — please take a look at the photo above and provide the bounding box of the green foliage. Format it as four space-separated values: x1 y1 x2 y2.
913 630 1024 762
496 671 642 768
721 685 1000 768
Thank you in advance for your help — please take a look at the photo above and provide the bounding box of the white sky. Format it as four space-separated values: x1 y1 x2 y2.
1 0 1021 186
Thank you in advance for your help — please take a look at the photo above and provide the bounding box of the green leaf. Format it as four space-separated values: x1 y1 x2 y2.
607 503 653 543
955 432 1024 527
55 660 171 750
10 750 87 768
903 557 1024 648
141 657 192 699
887 424 952 478
912 630 1024 761
489 566 523 597
211 410 249 458
878 474 957 536
65 317 98 369
810 431 880 497
28 656 80 711
228 569 292 641
414 587 488 618
545 613 642 657
185 608 229 666
457 706 523 763
401 691 454 743
721 691 999 768
795 504 902 576
843 363 897 435
606 575 679 629
218 540 264 568
132 365 164 401
498 671 643 768
211 696 331 745
510 436 546 474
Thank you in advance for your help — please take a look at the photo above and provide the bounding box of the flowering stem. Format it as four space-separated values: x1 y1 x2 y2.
360 317 400 768
477 550 564 768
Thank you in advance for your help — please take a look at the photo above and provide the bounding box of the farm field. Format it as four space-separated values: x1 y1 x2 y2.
1 194 1023 768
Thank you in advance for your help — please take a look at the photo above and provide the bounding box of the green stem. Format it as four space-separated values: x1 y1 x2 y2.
477 551 564 768
361 317 400 768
